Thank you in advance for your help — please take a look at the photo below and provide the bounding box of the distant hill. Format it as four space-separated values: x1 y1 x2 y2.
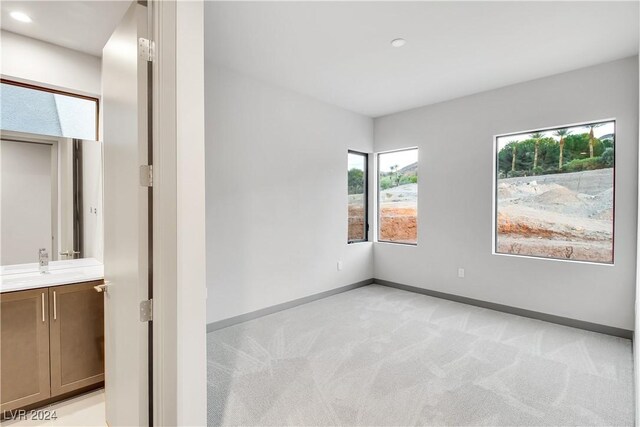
399 162 418 175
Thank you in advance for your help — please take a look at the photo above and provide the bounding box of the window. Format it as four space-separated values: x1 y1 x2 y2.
378 148 418 244
348 151 368 243
494 120 615 263
1 80 98 141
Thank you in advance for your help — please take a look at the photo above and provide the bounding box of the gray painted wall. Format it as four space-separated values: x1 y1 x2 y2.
374 56 639 330
205 65 374 324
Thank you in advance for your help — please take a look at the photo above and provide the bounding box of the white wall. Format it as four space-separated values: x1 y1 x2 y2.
205 65 374 323
176 1 207 424
151 1 207 424
1 30 101 97
374 56 639 330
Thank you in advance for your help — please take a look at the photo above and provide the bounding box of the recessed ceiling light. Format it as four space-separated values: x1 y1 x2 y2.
390 38 406 48
10 11 32 23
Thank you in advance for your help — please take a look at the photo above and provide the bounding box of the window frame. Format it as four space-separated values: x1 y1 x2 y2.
377 147 419 246
347 150 369 244
492 118 616 265
1 78 100 141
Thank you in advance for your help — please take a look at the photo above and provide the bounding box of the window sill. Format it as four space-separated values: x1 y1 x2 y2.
375 241 418 247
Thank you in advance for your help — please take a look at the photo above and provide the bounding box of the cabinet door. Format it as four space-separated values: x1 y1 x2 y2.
0 288 51 411
49 281 104 396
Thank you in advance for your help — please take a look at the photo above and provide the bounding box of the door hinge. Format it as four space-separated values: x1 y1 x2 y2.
138 37 155 62
140 165 153 187
140 299 153 322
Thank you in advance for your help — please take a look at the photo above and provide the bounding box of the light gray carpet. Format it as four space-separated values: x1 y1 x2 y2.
207 285 633 426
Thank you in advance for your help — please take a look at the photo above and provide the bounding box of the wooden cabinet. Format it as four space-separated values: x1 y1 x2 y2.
0 281 104 412
49 281 104 396
0 289 51 411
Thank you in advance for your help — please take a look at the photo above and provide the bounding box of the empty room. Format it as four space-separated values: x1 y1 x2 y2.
204 2 639 426
1 1 639 426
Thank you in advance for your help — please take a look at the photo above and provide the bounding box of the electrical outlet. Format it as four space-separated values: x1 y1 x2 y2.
457 268 465 278
337 261 343 271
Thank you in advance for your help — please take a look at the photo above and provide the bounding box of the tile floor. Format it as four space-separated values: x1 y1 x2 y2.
1 389 105 427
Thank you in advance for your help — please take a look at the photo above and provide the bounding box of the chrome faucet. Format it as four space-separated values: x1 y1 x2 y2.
39 248 49 274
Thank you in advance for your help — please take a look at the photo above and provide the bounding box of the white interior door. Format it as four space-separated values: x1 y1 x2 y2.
102 2 150 425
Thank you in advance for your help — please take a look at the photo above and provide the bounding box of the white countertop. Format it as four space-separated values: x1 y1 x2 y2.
0 258 104 293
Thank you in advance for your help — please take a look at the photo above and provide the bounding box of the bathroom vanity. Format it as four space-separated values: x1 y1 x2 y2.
1 131 105 414
0 259 105 413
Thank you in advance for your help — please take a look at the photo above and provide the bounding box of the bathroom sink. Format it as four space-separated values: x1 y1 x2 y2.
0 261 104 293
0 258 102 275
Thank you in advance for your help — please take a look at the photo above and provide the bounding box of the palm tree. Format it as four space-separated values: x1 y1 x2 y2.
509 141 518 172
554 128 571 169
587 123 603 158
530 132 544 171
390 164 400 187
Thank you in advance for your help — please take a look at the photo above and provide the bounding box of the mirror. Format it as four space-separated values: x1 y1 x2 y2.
0 131 103 267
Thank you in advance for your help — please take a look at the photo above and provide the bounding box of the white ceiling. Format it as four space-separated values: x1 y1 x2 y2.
205 1 639 118
0 1 130 57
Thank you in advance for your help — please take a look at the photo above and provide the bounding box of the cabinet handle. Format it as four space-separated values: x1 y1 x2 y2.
41 293 45 322
94 281 110 293
53 291 57 320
